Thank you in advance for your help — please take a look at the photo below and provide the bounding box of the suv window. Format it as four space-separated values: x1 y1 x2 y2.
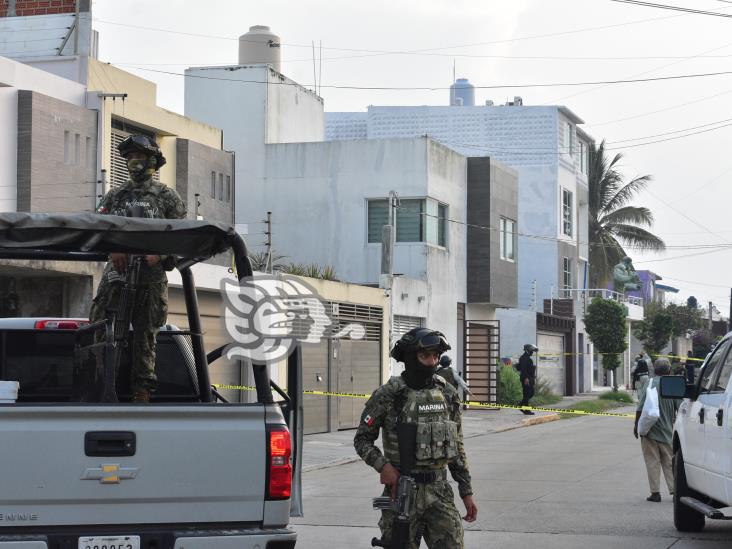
699 339 731 394
715 347 732 393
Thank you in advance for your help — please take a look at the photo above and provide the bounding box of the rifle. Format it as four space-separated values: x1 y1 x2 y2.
371 422 417 549
101 255 144 403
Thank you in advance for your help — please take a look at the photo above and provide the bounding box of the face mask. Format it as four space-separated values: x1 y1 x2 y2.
127 158 146 174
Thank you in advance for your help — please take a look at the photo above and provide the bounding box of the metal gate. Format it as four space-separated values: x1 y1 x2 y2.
463 321 500 403
302 340 330 434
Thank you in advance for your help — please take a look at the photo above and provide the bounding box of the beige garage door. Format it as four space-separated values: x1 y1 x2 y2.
168 287 251 403
537 332 565 396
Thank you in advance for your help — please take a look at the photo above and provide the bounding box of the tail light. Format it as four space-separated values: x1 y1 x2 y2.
267 427 292 500
34 320 89 330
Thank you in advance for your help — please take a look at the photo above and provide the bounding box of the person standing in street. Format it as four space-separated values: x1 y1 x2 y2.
518 344 538 415
90 135 187 403
354 328 478 548
633 358 680 502
685 350 695 384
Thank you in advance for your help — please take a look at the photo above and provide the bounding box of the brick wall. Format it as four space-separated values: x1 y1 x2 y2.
0 0 87 17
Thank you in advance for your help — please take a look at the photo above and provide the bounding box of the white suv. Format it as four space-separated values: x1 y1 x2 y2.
661 335 732 532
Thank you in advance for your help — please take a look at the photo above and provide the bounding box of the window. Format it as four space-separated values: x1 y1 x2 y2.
715 348 732 393
563 257 572 292
64 131 71 164
699 340 730 393
85 137 92 171
74 133 81 165
562 188 573 237
563 122 574 156
225 175 231 202
437 204 447 247
211 172 216 199
579 141 589 174
396 199 424 242
218 173 224 201
500 217 515 261
367 198 444 245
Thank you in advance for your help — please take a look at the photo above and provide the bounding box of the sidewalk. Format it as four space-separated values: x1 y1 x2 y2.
301 391 633 472
301 404 563 472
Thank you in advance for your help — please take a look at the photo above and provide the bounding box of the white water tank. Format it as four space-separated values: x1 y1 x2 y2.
239 25 281 72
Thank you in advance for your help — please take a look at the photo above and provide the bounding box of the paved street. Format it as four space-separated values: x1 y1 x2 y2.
293 406 732 548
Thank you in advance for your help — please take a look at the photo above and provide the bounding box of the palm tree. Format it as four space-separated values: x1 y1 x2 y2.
588 140 666 288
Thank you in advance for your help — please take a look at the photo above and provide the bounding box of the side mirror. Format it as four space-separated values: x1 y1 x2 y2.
659 375 694 399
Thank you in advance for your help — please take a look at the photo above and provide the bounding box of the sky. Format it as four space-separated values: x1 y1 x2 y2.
91 0 732 313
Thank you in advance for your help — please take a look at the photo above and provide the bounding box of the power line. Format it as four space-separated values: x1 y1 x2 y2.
128 65 732 91
610 0 732 19
606 116 732 143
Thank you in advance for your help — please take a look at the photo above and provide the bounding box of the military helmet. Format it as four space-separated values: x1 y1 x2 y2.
439 354 452 368
523 344 538 353
117 134 166 169
391 328 451 362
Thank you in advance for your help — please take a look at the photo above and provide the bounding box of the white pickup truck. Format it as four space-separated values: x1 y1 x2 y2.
0 213 303 549
660 334 732 532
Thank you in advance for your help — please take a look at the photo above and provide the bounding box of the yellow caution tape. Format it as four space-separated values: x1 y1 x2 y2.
212 384 634 418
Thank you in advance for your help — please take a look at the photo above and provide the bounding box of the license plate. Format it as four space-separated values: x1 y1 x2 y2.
78 536 140 549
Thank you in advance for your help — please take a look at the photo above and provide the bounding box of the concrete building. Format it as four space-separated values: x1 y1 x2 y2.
326 101 595 394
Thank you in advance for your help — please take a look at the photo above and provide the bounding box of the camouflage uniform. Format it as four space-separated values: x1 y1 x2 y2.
354 375 473 549
89 177 187 394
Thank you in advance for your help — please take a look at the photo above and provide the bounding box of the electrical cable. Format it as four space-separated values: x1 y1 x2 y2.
127 65 732 91
610 0 732 19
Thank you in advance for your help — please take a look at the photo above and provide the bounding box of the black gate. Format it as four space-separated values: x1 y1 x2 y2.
463 321 500 403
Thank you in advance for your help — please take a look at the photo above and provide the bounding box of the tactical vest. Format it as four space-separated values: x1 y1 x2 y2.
382 377 459 470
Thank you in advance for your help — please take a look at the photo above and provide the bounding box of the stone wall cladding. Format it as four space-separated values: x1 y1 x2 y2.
17 90 97 213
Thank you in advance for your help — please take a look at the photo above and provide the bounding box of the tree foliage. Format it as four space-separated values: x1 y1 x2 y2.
584 297 628 382
633 302 673 355
666 303 702 337
588 141 666 288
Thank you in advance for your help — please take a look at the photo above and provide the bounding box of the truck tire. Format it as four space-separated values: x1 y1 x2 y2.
674 449 705 532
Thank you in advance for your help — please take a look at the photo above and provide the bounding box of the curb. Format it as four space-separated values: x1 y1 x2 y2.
521 413 561 427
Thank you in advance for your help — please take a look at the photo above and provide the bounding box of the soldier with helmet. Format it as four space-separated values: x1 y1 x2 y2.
354 328 478 548
90 135 187 402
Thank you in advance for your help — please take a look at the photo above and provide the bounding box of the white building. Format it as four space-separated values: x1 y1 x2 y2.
327 101 595 393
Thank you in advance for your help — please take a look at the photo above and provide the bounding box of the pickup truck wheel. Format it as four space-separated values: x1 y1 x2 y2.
674 449 705 532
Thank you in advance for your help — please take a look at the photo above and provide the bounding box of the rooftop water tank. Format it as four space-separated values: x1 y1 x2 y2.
239 25 281 72
450 78 475 106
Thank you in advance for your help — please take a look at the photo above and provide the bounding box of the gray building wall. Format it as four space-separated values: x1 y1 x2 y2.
489 160 518 308
176 139 235 267
466 157 518 308
17 90 97 213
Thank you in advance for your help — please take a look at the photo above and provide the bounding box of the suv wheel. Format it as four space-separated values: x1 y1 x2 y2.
674 449 705 532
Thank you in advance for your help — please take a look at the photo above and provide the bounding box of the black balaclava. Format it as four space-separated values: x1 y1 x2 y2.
401 350 438 390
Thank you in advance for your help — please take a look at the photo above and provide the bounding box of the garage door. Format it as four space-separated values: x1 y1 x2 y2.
537 332 565 396
168 288 252 403
302 340 330 434
336 338 382 429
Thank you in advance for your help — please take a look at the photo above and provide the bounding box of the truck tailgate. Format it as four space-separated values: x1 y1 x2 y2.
0 405 267 527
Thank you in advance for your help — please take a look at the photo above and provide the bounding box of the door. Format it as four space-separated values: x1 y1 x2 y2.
301 340 330 434
685 338 729 492
537 332 566 396
337 338 381 429
704 342 732 502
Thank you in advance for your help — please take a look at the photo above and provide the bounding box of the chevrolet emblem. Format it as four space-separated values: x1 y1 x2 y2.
81 464 138 484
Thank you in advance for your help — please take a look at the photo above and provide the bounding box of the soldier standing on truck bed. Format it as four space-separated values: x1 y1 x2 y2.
89 135 186 403
354 328 478 548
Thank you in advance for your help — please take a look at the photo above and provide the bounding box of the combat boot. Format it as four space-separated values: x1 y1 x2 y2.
132 390 150 403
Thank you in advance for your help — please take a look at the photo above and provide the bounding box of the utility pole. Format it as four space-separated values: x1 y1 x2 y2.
708 301 713 332
264 211 272 274
380 192 398 376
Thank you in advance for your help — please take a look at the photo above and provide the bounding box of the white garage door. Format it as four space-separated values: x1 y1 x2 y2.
537 332 565 396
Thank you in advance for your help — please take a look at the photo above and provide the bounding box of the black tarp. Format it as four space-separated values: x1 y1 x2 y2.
0 212 240 259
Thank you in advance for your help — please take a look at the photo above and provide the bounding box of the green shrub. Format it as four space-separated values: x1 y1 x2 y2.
599 390 634 403
530 376 562 406
497 365 522 405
